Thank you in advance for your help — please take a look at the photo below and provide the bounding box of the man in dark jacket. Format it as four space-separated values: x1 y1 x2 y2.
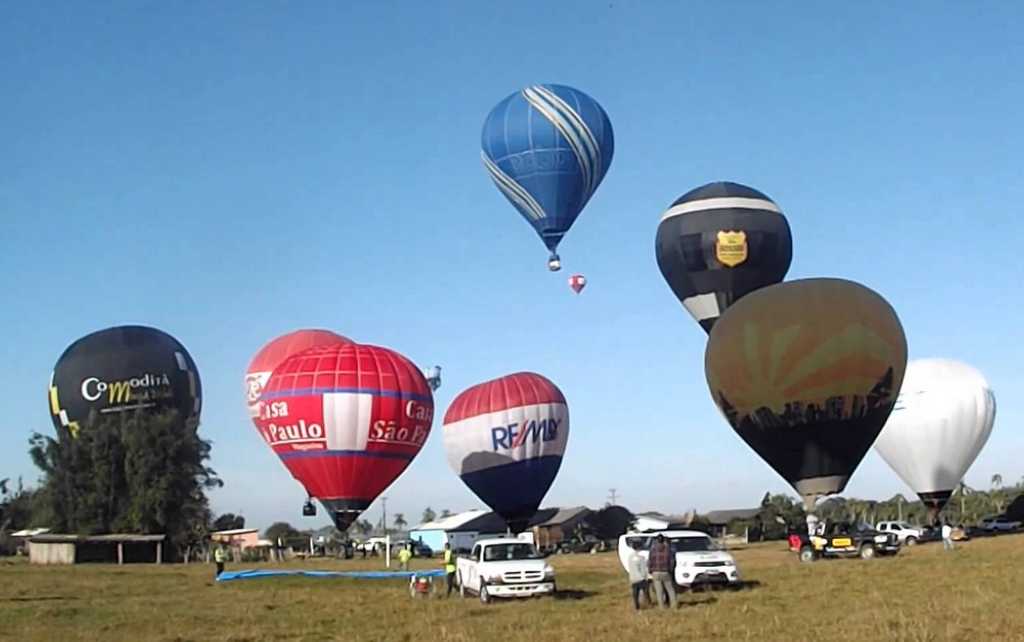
647 535 677 609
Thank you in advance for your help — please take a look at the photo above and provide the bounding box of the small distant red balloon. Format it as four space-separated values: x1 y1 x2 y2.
569 274 587 294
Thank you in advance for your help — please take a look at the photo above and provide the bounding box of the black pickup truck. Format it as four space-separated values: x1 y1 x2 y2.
796 521 900 562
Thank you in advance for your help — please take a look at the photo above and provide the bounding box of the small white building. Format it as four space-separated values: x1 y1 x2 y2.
409 510 490 553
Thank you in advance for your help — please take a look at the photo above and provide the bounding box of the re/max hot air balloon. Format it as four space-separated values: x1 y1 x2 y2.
49 325 202 438
656 181 792 333
245 329 351 422
568 274 586 294
482 84 614 271
705 278 907 511
253 343 433 530
443 372 569 532
873 359 996 524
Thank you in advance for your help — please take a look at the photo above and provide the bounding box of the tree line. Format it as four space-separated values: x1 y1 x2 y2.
0 411 221 559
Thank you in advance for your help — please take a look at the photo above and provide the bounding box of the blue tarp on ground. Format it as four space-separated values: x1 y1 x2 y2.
216 569 447 583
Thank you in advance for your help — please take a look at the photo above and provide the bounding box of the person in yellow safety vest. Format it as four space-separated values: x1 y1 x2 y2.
443 543 457 597
214 544 227 578
398 544 413 571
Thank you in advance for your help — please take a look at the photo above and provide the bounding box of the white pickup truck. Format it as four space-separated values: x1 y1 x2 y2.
875 521 923 545
456 538 556 603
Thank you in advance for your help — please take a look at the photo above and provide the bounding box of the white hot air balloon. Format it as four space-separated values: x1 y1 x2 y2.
874 358 996 524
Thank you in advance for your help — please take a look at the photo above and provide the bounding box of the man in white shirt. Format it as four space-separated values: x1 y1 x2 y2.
941 522 955 551
626 540 651 611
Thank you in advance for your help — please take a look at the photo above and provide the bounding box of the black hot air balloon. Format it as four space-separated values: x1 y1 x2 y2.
704 278 907 511
656 181 792 333
48 325 202 438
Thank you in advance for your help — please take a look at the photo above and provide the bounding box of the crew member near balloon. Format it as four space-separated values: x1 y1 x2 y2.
443 543 457 597
656 181 792 333
482 84 614 271
214 543 228 578
705 278 908 515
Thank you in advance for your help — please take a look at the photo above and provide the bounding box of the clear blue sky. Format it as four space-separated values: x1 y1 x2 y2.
2 2 1022 531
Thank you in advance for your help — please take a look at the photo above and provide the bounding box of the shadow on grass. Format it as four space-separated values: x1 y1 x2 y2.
552 588 598 601
686 579 763 593
3 596 78 602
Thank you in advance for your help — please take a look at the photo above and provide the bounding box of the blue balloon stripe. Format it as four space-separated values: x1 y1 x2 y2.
529 85 601 197
522 87 593 199
481 152 546 221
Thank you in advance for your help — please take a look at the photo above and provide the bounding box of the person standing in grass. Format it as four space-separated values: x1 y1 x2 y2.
625 540 651 611
942 521 955 551
398 544 413 571
647 535 677 609
213 544 227 578
443 543 457 596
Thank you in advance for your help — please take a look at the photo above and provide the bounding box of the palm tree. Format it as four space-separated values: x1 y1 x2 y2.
393 513 408 532
992 473 1003 490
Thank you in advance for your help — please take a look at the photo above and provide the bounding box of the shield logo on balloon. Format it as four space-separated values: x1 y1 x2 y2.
715 230 748 267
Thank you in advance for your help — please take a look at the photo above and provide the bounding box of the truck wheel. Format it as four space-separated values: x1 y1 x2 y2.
859 544 876 560
905 536 917 547
479 582 490 605
799 547 815 563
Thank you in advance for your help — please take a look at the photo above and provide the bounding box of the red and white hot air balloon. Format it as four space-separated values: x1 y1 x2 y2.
245 329 351 422
253 342 434 530
568 274 587 294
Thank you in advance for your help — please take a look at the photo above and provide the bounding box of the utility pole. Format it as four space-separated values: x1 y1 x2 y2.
381 496 388 535
608 488 618 506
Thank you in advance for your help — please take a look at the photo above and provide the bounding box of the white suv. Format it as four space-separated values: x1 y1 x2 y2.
875 521 923 546
618 530 741 589
979 515 1022 532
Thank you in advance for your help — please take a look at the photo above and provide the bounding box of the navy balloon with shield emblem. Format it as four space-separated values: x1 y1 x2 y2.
655 181 793 333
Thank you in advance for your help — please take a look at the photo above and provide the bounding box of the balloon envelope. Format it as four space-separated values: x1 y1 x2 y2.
443 372 569 532
481 84 614 269
246 329 351 421
874 358 996 519
253 343 433 530
569 274 586 294
49 325 202 438
656 181 792 332
705 278 907 510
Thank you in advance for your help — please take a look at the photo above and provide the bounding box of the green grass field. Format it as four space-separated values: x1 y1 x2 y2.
3 535 1024 642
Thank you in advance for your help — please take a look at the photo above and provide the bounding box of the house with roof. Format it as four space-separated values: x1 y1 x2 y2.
409 506 594 553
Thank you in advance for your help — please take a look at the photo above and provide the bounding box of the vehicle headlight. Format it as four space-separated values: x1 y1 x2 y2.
874 535 887 543
483 573 504 584
543 565 555 580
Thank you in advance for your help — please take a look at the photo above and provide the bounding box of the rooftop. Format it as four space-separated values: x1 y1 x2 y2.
28 533 166 543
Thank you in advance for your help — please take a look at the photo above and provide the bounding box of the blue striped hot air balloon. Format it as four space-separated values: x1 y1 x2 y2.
481 84 614 271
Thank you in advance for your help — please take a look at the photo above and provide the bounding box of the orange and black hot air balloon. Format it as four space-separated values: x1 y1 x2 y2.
704 278 907 511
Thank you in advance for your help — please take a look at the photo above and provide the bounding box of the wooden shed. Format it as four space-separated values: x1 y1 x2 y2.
28 534 166 565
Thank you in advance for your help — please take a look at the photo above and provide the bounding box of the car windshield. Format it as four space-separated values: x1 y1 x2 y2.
483 543 541 561
670 536 713 552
